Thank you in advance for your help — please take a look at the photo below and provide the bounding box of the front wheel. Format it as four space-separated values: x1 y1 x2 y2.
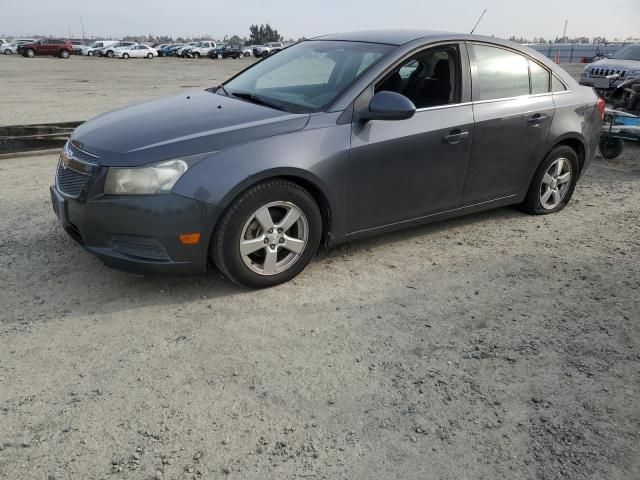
122 53 129 59
519 145 579 215
4 49 12 55
217 53 223 59
25 49 35 58
598 137 623 160
193 52 200 59
211 180 322 288
106 50 114 58
147 53 153 59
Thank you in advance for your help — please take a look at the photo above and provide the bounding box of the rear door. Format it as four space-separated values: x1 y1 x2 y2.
462 43 555 204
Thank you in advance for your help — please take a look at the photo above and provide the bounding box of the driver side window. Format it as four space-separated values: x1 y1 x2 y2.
376 45 461 109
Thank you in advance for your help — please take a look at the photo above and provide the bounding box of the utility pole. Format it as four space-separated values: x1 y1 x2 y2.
79 16 85 41
562 19 568 42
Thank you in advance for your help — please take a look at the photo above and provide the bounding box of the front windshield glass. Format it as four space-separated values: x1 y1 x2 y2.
223 41 393 113
610 44 640 61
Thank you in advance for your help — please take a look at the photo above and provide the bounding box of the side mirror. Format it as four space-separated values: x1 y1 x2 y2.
361 91 416 121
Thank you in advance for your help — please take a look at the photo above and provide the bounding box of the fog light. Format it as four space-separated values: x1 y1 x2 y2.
179 233 201 245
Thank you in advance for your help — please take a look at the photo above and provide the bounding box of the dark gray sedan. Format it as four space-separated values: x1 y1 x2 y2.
51 30 603 287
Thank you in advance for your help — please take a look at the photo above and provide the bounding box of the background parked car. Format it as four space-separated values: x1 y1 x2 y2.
183 41 216 58
70 40 86 55
18 38 73 58
3 39 36 55
209 44 244 59
101 41 136 58
579 43 640 92
158 44 179 57
116 44 157 59
175 42 199 57
253 42 284 58
83 40 118 56
242 45 258 57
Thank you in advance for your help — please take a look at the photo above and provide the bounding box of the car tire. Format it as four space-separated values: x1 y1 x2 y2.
147 53 153 59
60 50 70 59
122 53 129 59
211 179 322 288
598 137 623 160
107 51 114 58
519 145 579 215
244 52 250 57
25 49 35 58
217 53 223 60
4 49 12 55
193 52 200 59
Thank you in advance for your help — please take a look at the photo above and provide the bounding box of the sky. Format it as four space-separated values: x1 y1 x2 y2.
1 0 638 41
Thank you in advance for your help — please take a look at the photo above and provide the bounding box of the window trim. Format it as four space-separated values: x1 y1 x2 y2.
467 41 571 102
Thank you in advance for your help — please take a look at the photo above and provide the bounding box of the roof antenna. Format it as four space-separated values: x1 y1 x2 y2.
470 9 487 34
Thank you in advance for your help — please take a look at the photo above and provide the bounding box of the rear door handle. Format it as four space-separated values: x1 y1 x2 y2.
527 113 548 126
443 130 469 144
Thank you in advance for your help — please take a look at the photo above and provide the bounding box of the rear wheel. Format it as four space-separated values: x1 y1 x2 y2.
598 137 623 160
146 52 153 59
4 49 12 55
193 52 200 59
106 50 114 58
217 53 223 59
212 180 322 288
122 53 129 59
519 146 579 215
60 49 70 59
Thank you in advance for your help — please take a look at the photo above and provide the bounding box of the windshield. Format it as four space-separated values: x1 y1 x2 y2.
610 44 640 61
223 40 393 113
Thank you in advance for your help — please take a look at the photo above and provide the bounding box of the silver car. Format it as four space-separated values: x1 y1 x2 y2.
580 43 640 90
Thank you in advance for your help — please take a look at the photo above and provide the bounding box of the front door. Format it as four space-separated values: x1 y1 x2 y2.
347 43 474 233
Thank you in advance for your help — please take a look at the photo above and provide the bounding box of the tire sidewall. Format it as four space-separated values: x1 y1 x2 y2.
213 182 322 288
527 146 579 214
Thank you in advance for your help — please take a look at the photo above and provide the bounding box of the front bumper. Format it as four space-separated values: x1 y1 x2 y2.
50 185 220 275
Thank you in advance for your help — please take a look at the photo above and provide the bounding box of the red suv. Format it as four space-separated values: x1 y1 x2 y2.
19 39 73 58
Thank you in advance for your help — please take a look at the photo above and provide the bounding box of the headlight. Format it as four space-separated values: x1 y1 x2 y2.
104 159 188 195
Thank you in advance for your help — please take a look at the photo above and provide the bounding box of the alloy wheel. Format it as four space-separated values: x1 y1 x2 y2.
540 157 572 210
239 201 309 276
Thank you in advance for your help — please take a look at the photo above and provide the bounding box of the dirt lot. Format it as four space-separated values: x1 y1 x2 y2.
0 55 255 125
0 59 639 480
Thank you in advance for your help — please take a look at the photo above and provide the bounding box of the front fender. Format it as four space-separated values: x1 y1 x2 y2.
172 116 352 238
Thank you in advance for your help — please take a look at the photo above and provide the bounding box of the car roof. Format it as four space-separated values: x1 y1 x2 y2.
311 30 452 45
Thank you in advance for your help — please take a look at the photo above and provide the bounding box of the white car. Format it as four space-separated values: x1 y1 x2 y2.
117 44 158 59
3 39 36 55
242 45 259 57
183 41 216 58
82 40 118 56
175 42 199 57
253 42 284 58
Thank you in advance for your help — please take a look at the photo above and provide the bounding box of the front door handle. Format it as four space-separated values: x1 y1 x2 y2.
527 113 548 126
443 130 469 144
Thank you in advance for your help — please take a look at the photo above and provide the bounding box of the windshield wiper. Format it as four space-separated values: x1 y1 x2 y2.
218 84 230 96
229 91 288 112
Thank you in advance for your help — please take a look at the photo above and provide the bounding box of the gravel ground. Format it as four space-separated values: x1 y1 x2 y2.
0 61 639 480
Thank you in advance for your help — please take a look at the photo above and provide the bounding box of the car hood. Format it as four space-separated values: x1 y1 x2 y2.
71 90 310 167
589 58 640 70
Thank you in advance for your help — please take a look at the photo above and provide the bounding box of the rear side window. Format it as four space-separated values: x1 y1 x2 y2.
529 60 550 94
473 44 530 100
552 75 567 92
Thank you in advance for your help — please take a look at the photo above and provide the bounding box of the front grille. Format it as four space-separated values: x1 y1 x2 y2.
590 67 626 79
56 161 91 197
67 140 98 164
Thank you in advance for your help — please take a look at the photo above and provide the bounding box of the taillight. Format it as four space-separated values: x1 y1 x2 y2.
596 97 606 120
